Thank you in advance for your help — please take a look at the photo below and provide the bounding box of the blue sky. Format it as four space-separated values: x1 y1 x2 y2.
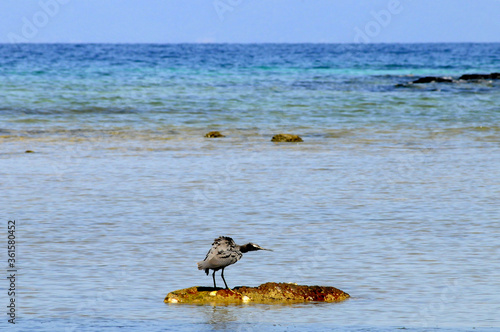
1 0 499 43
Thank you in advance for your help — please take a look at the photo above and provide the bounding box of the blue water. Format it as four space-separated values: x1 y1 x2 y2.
1 43 500 331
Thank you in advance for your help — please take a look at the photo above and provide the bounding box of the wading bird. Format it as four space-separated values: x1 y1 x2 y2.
197 236 272 289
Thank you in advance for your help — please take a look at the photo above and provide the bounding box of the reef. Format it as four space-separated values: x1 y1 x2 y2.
164 282 349 305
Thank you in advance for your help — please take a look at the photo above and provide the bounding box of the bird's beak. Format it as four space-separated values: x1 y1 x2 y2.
256 245 273 251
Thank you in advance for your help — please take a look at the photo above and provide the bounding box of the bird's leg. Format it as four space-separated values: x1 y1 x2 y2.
221 268 229 289
212 270 217 289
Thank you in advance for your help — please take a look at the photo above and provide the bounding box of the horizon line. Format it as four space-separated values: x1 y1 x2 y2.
1 41 500 45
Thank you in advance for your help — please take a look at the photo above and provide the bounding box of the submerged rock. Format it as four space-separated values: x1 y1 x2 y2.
459 73 500 80
408 72 500 85
164 282 349 304
271 134 303 142
205 131 226 138
411 76 453 84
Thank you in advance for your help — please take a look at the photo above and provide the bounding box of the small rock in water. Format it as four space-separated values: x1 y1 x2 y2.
271 134 303 142
25 150 35 153
205 131 225 138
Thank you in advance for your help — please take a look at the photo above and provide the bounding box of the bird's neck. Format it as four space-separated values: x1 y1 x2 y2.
238 243 253 253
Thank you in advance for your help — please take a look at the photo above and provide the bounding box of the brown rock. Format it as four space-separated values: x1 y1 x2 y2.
271 134 303 142
204 131 225 138
164 282 349 304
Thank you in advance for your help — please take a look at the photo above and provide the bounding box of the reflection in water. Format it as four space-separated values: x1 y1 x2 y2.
201 303 300 331
204 306 238 330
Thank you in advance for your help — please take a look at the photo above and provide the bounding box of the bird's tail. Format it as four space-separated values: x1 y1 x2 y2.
197 261 209 275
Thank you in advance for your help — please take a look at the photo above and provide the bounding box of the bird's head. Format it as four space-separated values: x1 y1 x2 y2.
240 243 273 253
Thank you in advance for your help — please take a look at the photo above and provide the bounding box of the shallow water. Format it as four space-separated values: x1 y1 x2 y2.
1 43 500 331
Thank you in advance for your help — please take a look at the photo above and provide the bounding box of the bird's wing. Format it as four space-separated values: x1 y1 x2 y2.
201 237 242 270
202 246 214 261
201 239 217 262
203 246 241 270
202 237 225 261
203 236 231 261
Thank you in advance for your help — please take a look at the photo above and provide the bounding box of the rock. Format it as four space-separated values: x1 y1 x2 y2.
459 74 489 80
459 73 500 80
271 134 303 142
407 72 500 85
164 282 349 304
412 76 453 84
204 131 225 138
25 150 35 153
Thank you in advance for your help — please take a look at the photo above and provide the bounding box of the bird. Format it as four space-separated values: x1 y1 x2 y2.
197 236 272 289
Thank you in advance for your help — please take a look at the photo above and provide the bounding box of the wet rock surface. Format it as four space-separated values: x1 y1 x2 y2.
271 134 303 142
165 282 350 304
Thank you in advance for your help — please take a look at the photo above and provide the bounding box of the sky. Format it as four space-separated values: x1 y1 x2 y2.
1 0 499 43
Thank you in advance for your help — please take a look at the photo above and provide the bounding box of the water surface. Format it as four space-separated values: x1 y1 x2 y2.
1 43 499 331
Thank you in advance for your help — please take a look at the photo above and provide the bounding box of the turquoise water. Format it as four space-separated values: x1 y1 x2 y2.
1 43 500 331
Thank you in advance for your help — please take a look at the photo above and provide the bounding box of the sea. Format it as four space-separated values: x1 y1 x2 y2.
1 43 499 331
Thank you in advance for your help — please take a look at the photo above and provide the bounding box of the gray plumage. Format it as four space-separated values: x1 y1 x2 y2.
197 236 272 289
